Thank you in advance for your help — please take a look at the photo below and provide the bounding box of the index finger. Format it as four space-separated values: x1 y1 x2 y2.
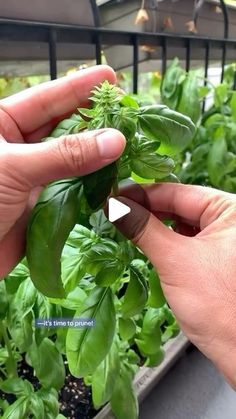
0 65 116 137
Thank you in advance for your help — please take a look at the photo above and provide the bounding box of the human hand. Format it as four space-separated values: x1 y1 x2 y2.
114 183 236 388
0 65 125 276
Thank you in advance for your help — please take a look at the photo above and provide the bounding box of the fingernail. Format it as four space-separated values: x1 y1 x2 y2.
96 129 126 160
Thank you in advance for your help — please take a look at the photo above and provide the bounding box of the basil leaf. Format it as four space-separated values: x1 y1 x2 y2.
83 163 117 210
160 58 185 108
119 317 136 340
111 365 138 419
138 105 196 155
145 348 165 367
0 281 8 320
36 388 59 419
131 153 174 179
177 72 201 124
27 178 83 298
29 394 45 419
148 269 166 308
91 340 120 409
84 241 126 286
28 338 65 390
0 378 33 397
207 137 227 186
49 113 87 138
7 278 36 351
66 286 116 377
135 308 162 356
2 397 29 419
121 265 148 318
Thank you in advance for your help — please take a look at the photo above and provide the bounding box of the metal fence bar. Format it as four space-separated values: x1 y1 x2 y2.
221 41 227 82
202 40 210 112
219 0 229 39
133 35 139 94
185 38 191 73
95 33 102 65
48 28 57 80
161 37 167 76
0 19 236 92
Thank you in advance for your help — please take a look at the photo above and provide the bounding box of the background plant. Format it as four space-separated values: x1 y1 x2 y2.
161 58 236 192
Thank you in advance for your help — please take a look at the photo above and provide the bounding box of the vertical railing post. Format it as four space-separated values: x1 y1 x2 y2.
95 31 102 65
221 41 227 83
202 40 210 112
186 38 191 73
49 28 57 80
133 35 139 94
162 37 167 76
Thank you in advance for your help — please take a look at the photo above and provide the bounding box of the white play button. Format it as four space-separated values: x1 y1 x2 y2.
108 198 131 222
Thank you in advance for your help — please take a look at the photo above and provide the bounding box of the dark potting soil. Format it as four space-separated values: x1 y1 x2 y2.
0 355 98 419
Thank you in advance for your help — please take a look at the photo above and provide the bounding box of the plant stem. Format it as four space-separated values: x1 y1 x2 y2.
112 178 119 196
0 320 18 378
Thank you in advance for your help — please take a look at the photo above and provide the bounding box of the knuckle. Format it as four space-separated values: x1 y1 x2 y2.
58 134 94 173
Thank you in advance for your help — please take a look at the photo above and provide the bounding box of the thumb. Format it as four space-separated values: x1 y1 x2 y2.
4 128 125 187
113 196 189 275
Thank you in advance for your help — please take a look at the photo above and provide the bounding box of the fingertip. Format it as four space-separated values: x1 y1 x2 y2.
96 128 126 160
95 65 117 84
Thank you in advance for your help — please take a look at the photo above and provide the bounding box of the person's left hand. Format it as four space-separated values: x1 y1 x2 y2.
0 65 125 276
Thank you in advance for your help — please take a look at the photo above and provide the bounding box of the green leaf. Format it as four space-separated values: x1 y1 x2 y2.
214 83 228 107
37 388 59 419
83 163 117 210
120 94 139 109
148 269 166 308
61 254 85 293
135 308 162 356
7 278 36 351
33 292 55 343
50 286 87 311
0 281 8 319
112 108 137 140
111 365 138 419
160 58 185 109
84 241 126 286
198 85 211 98
0 378 33 396
89 209 116 238
91 340 120 409
119 318 136 340
177 72 201 124
121 265 148 318
67 224 98 249
49 113 87 137
145 347 165 367
66 286 116 377
29 394 45 419
138 105 196 155
78 107 95 118
131 152 174 179
28 338 65 390
2 397 29 419
27 178 83 298
207 137 227 186
5 262 29 294
230 91 236 121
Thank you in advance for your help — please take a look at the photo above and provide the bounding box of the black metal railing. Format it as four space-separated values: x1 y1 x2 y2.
0 18 235 92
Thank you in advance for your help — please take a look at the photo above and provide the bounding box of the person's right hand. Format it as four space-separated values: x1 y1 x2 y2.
114 183 236 389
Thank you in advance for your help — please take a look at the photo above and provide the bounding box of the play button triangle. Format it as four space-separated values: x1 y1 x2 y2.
108 198 131 222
